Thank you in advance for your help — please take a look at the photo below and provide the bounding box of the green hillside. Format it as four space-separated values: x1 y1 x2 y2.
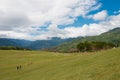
0 48 120 80
55 27 120 52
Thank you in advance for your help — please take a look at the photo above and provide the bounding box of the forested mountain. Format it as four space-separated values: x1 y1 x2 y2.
52 27 120 52
0 37 74 50
0 38 19 46
0 38 32 47
27 37 74 50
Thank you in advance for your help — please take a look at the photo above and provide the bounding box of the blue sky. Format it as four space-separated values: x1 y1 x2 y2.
0 0 120 40
59 0 120 28
100 0 120 15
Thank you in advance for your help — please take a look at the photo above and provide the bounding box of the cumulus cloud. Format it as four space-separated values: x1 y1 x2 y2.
64 14 120 38
87 10 108 21
0 0 101 40
1 13 120 40
0 11 31 31
0 0 98 26
0 0 119 40
20 13 120 40
30 14 120 40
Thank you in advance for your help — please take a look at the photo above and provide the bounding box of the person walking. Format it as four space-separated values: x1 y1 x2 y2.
17 66 19 70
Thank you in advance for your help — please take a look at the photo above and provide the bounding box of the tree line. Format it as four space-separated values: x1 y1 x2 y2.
0 46 31 50
77 41 117 52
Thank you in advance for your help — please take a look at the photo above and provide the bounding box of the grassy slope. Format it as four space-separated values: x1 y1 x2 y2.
0 48 120 80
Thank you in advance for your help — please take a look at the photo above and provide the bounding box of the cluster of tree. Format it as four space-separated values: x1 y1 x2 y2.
0 46 31 50
77 41 116 52
112 40 120 48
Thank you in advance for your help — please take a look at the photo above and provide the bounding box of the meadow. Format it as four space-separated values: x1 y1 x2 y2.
0 48 120 80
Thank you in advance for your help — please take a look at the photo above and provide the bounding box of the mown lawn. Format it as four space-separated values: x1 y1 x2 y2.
0 48 120 80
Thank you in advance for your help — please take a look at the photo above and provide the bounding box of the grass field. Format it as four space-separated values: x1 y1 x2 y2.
0 48 120 80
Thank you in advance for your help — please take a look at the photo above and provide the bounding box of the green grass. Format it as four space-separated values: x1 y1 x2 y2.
0 48 120 80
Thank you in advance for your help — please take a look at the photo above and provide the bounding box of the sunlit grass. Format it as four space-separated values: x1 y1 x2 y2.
0 48 120 80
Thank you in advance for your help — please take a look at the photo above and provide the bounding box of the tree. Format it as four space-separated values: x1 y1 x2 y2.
77 41 115 52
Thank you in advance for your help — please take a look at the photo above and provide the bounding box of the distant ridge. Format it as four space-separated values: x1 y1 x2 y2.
0 38 19 46
0 38 32 49
27 37 74 50
0 37 74 50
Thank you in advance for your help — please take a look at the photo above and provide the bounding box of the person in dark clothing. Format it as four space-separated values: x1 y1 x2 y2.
19 65 22 69
17 66 19 70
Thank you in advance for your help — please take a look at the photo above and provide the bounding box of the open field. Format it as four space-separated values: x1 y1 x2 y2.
0 48 120 80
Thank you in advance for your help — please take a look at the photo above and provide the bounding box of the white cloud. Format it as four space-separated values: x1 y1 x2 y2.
63 14 120 38
24 14 120 40
1 0 119 41
0 0 119 41
0 0 100 40
0 0 98 27
1 14 120 40
30 13 119 40
87 10 108 21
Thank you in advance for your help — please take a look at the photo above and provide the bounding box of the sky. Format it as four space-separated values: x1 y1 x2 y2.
0 0 120 40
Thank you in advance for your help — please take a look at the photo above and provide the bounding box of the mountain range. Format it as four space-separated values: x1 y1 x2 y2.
0 27 120 51
0 37 74 50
